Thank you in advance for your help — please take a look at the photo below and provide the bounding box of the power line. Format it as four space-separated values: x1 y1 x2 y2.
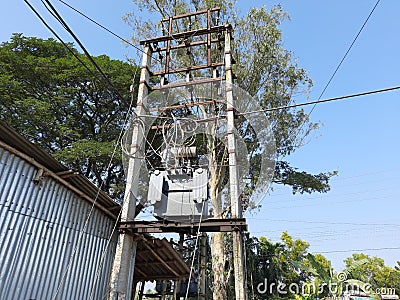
56 0 142 54
259 185 397 206
239 84 400 116
283 0 381 155
317 246 400 254
310 0 381 114
24 0 94 75
246 217 400 227
260 194 395 211
41 0 131 111
55 0 178 71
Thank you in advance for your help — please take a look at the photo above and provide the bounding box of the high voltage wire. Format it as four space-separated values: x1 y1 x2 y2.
40 0 131 110
309 0 381 115
246 217 400 227
281 0 381 155
260 194 395 211
261 186 397 206
251 231 400 243
24 0 94 75
56 0 143 54
270 167 400 193
267 175 400 198
318 247 400 254
239 85 400 116
254 227 400 237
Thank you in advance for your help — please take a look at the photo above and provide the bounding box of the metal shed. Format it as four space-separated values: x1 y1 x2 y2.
0 122 120 300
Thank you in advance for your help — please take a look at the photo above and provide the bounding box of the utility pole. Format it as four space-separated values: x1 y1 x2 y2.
108 45 152 300
225 29 247 300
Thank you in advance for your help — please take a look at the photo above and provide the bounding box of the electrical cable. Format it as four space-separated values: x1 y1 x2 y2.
260 186 396 206
238 84 400 116
269 167 400 194
268 176 400 199
56 0 144 55
89 208 122 300
283 0 381 155
317 246 400 254
24 0 93 75
0 203 113 240
41 0 133 116
262 194 395 211
56 0 180 76
311 0 381 115
246 217 400 227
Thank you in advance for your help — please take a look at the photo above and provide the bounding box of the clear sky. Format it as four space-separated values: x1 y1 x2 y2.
1 0 399 271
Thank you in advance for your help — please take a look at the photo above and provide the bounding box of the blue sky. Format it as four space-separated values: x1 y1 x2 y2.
1 0 399 271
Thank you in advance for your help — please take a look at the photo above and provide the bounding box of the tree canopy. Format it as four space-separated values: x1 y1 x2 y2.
0 34 139 200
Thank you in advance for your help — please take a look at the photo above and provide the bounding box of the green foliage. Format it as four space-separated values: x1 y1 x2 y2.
243 232 312 299
344 253 400 296
0 34 139 200
274 161 338 194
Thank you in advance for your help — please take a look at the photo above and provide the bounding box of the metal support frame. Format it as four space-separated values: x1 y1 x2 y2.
141 8 227 82
119 218 247 235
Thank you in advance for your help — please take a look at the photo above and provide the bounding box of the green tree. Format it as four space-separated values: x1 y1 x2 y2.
123 1 337 298
344 253 400 296
0 34 138 200
244 232 312 299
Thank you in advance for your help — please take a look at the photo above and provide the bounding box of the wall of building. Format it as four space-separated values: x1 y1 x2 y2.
0 146 118 300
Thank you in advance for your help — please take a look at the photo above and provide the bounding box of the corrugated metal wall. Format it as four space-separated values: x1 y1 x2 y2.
0 147 118 300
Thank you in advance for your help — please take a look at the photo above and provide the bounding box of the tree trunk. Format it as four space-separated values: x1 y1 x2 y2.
208 134 227 299
211 232 226 300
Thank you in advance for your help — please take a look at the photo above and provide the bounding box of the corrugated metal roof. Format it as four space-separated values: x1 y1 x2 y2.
134 237 190 282
0 131 118 299
0 122 120 219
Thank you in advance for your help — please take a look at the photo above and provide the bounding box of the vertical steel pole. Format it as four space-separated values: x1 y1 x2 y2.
108 44 152 300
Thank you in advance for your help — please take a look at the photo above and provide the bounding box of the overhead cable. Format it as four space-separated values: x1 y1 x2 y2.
239 85 400 116
310 0 381 114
